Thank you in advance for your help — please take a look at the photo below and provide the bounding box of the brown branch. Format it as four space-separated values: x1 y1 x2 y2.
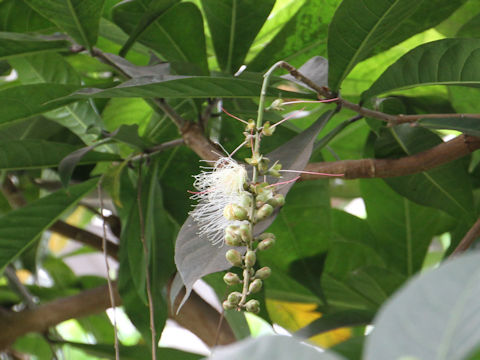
449 217 480 258
302 134 480 180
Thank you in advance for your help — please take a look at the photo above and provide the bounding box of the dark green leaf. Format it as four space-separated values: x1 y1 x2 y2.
331 336 364 360
0 0 56 33
113 2 208 75
295 309 374 339
456 11 480 37
173 113 333 310
363 38 480 100
207 335 345 360
110 124 148 150
365 251 480 360
0 179 97 272
328 0 421 91
13 334 53 360
24 0 106 51
0 32 68 60
201 0 275 74
419 116 480 137
0 139 118 170
100 52 170 78
375 125 474 220
72 76 315 99
248 1 336 72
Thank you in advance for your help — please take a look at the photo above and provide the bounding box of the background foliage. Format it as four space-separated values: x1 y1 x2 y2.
0 0 479 359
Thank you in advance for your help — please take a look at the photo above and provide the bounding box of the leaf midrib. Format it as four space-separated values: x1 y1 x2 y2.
66 0 90 50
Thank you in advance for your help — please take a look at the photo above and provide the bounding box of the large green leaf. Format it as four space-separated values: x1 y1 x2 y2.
0 0 56 33
11 52 102 144
0 140 118 170
72 76 315 100
248 1 336 72
363 38 480 100
201 0 275 74
361 178 451 276
0 32 69 60
418 116 480 137
113 2 208 75
364 251 480 360
23 0 106 51
0 83 79 126
207 335 345 360
328 0 421 91
375 125 474 221
0 179 97 272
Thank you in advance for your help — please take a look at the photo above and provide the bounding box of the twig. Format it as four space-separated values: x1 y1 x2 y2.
449 217 480 258
136 161 157 359
152 98 186 129
130 138 184 162
4 266 36 309
98 181 120 360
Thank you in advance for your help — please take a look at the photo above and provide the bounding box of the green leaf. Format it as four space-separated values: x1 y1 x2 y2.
207 335 345 360
375 125 474 220
360 177 454 276
418 116 480 137
72 76 315 99
11 52 103 144
248 1 336 72
113 2 208 75
23 0 106 51
201 0 275 74
456 11 480 37
0 139 118 170
117 0 180 57
0 0 56 33
0 179 97 272
0 32 69 60
328 0 421 91
363 38 480 100
365 251 480 360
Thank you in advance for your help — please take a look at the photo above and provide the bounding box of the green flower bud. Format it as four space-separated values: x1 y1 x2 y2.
268 162 282 177
245 250 256 267
255 267 272 280
223 203 248 221
246 119 256 131
239 224 252 243
225 233 243 246
223 272 241 285
249 279 263 293
255 204 274 222
245 299 260 314
256 187 274 203
245 153 262 166
262 122 275 136
223 300 236 310
239 192 253 210
258 233 276 241
267 193 285 208
268 99 284 111
257 237 275 251
226 249 243 267
249 267 255 277
227 291 242 305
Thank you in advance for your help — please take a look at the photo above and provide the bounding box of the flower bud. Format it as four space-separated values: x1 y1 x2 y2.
268 162 282 177
223 272 241 285
269 99 284 111
239 224 252 243
239 192 253 210
227 291 242 305
258 233 276 241
223 204 248 221
223 300 236 310
262 122 275 136
244 250 256 267
255 204 274 222
246 119 256 131
249 279 263 293
256 187 274 203
226 249 242 267
258 158 270 174
255 267 271 280
257 238 275 251
245 299 260 314
225 233 242 246
267 194 285 208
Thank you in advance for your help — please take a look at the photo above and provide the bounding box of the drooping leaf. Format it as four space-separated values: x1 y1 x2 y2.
201 0 275 74
328 0 421 91
207 335 345 360
173 111 334 310
363 38 480 100
248 1 336 72
0 32 69 60
364 251 480 360
0 179 97 272
11 52 102 144
0 139 118 171
71 75 315 99
375 125 474 221
23 0 106 51
113 2 208 75
99 52 170 78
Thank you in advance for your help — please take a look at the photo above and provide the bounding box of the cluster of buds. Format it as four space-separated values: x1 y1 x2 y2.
221 179 284 313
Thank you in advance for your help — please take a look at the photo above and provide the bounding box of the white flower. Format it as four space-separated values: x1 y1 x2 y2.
190 157 249 245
